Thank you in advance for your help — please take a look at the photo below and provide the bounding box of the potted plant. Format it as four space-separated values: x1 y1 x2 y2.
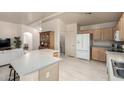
13 37 22 48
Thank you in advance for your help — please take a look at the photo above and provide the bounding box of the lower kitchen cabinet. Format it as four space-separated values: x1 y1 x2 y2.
92 47 106 62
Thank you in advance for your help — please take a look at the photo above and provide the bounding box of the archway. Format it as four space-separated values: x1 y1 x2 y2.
23 32 33 50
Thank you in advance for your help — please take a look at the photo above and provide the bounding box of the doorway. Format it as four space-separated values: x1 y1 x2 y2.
60 31 65 56
23 32 33 50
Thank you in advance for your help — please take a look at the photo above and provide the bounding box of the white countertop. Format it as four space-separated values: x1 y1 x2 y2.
11 49 61 76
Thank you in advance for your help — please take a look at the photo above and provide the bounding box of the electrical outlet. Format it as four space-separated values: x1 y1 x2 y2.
46 72 50 78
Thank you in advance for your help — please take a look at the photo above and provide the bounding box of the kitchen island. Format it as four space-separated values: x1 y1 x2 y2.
11 49 61 81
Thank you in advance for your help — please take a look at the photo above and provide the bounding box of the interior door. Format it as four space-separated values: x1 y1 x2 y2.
68 30 76 57
66 24 77 57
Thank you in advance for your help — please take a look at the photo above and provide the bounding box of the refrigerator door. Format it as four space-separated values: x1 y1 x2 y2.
76 50 90 60
76 34 90 60
76 34 90 50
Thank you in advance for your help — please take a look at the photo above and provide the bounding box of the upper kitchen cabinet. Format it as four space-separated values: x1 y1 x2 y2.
102 28 113 41
78 30 93 34
120 13 124 41
93 29 101 40
93 28 113 41
116 13 124 41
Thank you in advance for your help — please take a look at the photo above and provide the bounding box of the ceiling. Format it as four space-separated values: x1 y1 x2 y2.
0 12 121 27
56 12 122 26
0 12 55 24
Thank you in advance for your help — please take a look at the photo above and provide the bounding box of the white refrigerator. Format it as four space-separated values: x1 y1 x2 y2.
76 34 91 60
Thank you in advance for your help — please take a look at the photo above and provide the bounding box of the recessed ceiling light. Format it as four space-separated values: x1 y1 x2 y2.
39 27 42 31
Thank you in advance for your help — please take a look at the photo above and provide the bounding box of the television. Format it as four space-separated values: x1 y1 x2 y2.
0 38 11 48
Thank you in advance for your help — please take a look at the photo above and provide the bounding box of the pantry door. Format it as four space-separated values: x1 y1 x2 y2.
65 24 77 57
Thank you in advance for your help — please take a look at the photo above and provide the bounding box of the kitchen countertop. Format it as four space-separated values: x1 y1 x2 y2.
106 50 124 55
92 46 111 48
11 49 61 76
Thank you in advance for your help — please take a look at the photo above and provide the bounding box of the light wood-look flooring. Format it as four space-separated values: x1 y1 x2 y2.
59 56 108 81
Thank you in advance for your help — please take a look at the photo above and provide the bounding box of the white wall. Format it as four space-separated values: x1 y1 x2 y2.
0 21 40 50
0 21 18 39
20 25 40 50
42 19 65 51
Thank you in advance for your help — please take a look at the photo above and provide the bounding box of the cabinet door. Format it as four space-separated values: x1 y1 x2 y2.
93 29 101 40
65 24 77 57
102 28 113 41
120 14 124 41
92 48 100 61
115 22 119 31
92 47 106 62
98 48 106 62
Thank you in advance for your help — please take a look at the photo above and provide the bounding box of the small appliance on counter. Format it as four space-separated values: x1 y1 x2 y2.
107 30 124 52
113 41 124 49
108 41 124 52
114 30 120 41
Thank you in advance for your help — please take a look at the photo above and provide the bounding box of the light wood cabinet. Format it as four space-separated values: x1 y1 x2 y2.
92 47 106 62
120 14 124 41
93 29 101 40
102 28 113 41
79 28 113 41
116 13 124 41
93 28 113 41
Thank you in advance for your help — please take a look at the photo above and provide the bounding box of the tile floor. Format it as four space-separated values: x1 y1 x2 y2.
0 56 108 81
